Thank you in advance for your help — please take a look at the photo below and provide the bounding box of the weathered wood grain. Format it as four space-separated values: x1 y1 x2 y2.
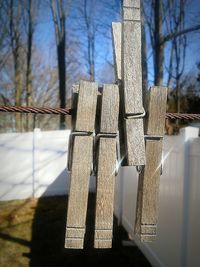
134 86 168 241
123 0 140 21
123 8 140 21
94 137 117 248
94 81 119 248
134 165 143 235
66 81 98 249
146 86 168 136
72 83 79 94
112 22 122 80
100 84 119 134
134 141 160 241
123 0 140 8
67 84 79 170
75 80 98 132
65 135 93 249
112 4 145 165
139 139 162 241
125 118 146 166
112 21 129 165
70 84 79 132
122 0 143 115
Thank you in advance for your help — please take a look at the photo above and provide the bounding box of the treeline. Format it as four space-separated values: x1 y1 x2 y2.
0 0 199 132
0 0 120 131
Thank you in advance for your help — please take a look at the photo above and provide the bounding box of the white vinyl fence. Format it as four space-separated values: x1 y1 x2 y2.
0 127 199 267
0 129 71 200
114 127 200 267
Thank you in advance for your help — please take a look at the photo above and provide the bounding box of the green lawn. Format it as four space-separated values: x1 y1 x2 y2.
0 194 151 267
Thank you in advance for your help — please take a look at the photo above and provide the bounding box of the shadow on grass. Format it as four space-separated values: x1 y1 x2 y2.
29 190 152 267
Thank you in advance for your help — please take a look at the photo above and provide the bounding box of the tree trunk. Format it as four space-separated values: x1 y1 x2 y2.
26 0 33 131
90 35 95 81
57 35 66 129
10 0 23 131
50 0 67 129
14 48 22 131
141 1 148 98
84 0 95 82
154 0 164 86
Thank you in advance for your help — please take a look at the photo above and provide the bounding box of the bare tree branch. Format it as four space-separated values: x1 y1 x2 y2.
163 24 200 43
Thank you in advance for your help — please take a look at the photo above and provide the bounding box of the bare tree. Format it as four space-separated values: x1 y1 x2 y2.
50 0 71 129
144 0 200 87
33 63 59 130
83 0 96 81
74 0 120 83
25 0 34 131
164 0 187 113
0 1 10 72
9 0 23 131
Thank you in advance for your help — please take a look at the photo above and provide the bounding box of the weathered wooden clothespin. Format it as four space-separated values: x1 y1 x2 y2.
134 86 167 241
113 0 145 166
122 0 145 166
112 0 168 242
94 84 119 248
65 80 98 249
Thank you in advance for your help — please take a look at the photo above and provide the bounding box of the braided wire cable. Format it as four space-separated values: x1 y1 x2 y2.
0 106 200 120
0 106 72 115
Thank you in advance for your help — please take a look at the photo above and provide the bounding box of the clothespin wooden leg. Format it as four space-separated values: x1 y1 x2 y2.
94 137 117 248
94 84 119 248
135 86 167 241
65 134 93 248
112 22 121 82
65 80 98 249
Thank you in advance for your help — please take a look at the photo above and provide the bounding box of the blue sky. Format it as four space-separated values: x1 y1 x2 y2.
34 0 200 89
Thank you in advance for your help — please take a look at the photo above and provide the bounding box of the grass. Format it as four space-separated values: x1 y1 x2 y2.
0 198 36 266
0 194 152 267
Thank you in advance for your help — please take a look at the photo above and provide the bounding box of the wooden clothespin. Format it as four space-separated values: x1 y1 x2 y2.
65 80 98 249
94 84 119 248
112 0 168 242
134 86 167 241
122 0 145 166
112 0 145 166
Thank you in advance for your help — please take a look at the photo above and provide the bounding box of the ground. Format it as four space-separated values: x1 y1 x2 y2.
0 194 152 267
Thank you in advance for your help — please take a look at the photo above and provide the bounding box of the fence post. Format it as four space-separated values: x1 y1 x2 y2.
180 127 199 267
32 128 41 198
